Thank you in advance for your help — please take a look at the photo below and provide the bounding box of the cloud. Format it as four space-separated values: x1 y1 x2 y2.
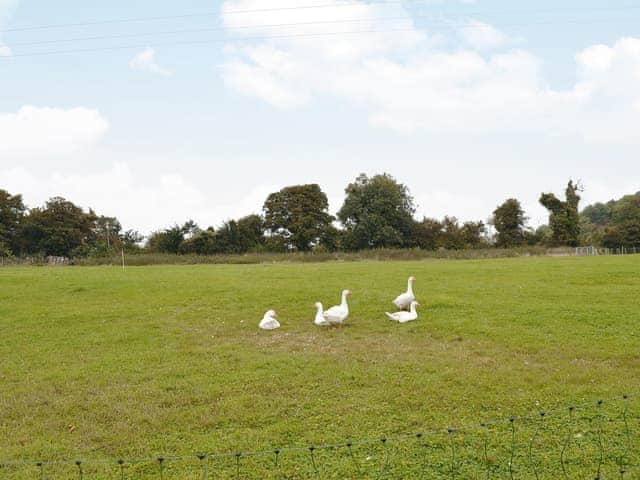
0 162 276 234
0 0 18 56
129 48 171 76
458 20 506 50
0 106 109 157
220 0 640 143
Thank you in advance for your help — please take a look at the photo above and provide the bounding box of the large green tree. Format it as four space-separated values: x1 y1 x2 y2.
263 184 334 251
539 180 581 247
0 189 26 255
492 198 528 247
337 173 415 250
603 193 640 248
20 197 97 256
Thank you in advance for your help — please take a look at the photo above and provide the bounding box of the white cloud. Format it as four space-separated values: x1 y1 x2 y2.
129 48 171 76
0 106 109 157
458 20 507 50
220 0 640 143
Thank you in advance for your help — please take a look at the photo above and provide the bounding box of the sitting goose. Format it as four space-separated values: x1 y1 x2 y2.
322 290 351 328
386 301 419 323
392 276 416 310
259 310 280 330
314 302 330 326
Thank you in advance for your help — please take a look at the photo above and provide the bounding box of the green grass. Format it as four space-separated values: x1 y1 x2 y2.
1 256 639 478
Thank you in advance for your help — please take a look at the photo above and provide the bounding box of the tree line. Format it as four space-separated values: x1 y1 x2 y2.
1 174 639 258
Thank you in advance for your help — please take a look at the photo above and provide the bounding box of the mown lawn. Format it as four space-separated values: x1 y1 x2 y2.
0 256 639 478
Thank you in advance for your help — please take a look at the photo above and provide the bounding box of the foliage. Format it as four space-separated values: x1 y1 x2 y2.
338 173 415 250
263 184 334 251
0 189 26 255
580 192 640 248
146 223 189 254
539 180 581 247
492 198 528 247
581 201 612 226
3 178 640 257
410 216 486 250
19 197 98 256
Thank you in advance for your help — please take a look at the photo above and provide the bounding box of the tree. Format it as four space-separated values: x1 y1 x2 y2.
0 189 26 255
601 193 640 248
179 228 218 255
539 180 581 247
146 221 195 253
439 216 464 250
121 229 144 253
410 218 442 250
492 198 528 247
460 220 487 249
236 214 265 252
92 216 123 253
581 202 612 226
263 184 334 251
337 173 415 250
20 197 97 256
214 219 243 254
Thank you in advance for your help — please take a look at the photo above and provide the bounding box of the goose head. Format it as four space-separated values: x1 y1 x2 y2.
314 302 323 310
265 309 277 318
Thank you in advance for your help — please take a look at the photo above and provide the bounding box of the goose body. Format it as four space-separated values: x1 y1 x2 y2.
322 290 351 327
392 276 415 310
259 310 280 330
314 302 330 326
386 301 419 323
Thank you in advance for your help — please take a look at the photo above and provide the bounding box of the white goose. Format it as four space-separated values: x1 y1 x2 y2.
322 290 351 327
314 302 330 326
392 276 416 310
386 301 419 323
259 309 280 330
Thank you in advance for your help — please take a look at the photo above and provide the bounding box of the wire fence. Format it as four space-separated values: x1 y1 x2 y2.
1 394 638 479
576 246 640 256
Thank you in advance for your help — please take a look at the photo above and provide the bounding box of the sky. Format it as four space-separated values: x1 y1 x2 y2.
1 0 639 234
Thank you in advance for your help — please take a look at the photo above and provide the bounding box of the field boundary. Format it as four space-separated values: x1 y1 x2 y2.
2 394 636 478
0 247 584 267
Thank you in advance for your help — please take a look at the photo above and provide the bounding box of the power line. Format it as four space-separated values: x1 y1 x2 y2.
6 14 640 49
2 15 640 59
1 27 418 58
2 2 640 34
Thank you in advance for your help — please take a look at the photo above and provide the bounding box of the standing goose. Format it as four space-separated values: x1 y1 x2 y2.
392 276 416 310
322 290 351 328
259 310 280 330
386 301 420 323
314 302 330 326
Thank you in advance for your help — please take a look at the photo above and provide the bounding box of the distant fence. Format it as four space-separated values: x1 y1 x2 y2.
1 246 639 267
0 255 68 266
1 395 637 479
576 246 640 256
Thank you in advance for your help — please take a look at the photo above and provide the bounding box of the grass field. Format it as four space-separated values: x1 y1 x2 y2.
1 256 639 478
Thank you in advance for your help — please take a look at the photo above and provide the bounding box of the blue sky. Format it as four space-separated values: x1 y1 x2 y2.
1 0 639 233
